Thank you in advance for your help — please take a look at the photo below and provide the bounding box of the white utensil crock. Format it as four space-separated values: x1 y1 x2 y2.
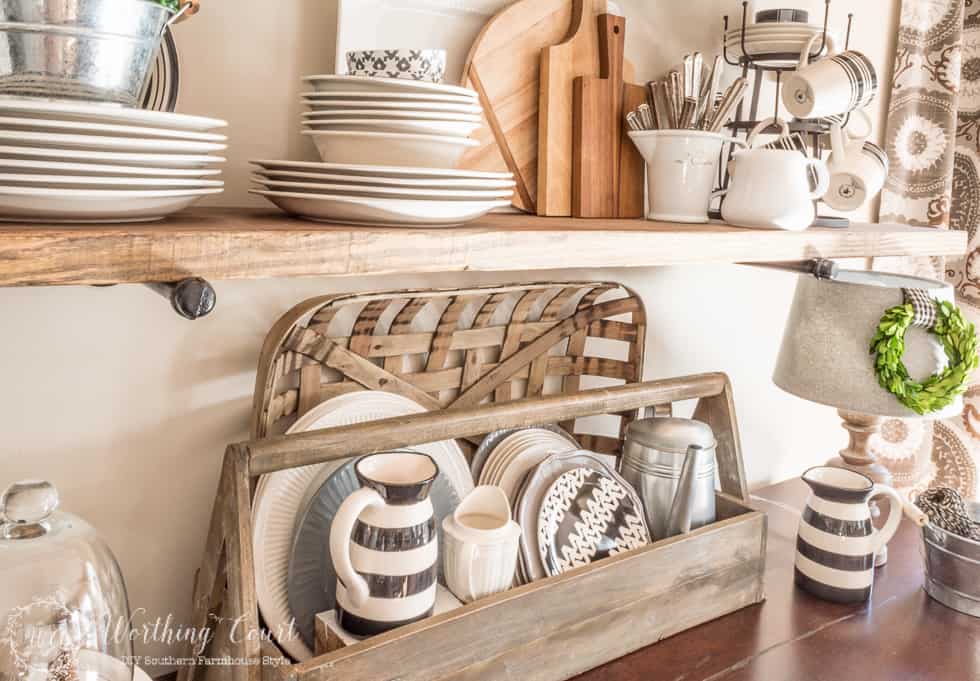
442 485 520 603
628 130 743 223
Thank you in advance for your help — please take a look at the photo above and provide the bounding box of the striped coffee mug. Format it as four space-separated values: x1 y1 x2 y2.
825 121 888 211
783 34 878 119
795 467 903 603
329 451 439 636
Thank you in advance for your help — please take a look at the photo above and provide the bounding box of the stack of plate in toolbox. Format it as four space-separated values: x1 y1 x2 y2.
251 75 514 227
0 98 227 222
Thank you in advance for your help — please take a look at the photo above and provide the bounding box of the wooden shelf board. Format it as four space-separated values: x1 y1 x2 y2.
0 207 966 286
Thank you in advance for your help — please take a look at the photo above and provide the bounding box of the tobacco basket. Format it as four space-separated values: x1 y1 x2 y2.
181 282 765 681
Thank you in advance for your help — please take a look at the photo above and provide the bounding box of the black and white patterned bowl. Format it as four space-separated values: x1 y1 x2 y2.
346 49 447 83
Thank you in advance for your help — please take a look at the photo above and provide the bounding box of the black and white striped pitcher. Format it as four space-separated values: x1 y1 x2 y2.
329 451 439 636
795 466 903 603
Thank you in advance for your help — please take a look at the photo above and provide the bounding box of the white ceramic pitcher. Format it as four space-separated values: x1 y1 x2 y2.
721 119 829 230
795 466 903 603
329 451 439 636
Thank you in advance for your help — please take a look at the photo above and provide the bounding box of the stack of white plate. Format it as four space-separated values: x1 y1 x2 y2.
299 75 482 167
725 23 841 67
0 97 227 223
252 74 514 227
250 160 514 227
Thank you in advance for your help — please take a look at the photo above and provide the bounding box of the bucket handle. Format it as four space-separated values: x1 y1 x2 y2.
167 0 199 27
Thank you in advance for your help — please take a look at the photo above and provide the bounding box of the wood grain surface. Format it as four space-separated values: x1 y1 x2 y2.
0 208 966 287
619 82 647 218
572 14 626 218
537 0 606 216
458 0 576 213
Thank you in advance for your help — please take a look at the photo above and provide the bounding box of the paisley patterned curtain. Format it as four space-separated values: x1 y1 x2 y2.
877 0 978 499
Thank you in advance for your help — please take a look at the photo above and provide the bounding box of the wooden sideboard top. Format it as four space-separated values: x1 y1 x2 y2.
576 478 979 681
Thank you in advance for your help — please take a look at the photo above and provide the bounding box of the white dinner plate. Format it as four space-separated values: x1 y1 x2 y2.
303 74 478 99
251 391 471 662
254 167 515 189
0 115 228 142
303 109 481 123
302 117 481 138
303 99 483 115
304 130 478 168
252 175 512 201
495 432 578 503
0 145 225 167
0 96 228 130
0 173 224 189
250 158 511 180
0 130 226 153
0 186 222 223
251 189 510 227
0 158 222 177
301 90 478 104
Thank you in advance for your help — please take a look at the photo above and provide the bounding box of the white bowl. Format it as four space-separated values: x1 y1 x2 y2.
346 48 446 83
303 74 477 99
303 98 483 115
303 109 481 123
302 117 480 138
304 130 478 168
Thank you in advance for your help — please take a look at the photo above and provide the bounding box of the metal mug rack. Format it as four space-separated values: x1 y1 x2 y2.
711 0 856 228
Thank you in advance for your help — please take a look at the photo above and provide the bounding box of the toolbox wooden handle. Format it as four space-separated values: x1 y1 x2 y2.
245 372 749 503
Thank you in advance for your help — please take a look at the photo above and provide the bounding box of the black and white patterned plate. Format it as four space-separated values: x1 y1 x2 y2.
537 466 650 577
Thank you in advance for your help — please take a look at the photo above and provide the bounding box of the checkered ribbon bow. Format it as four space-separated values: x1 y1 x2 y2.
902 288 938 330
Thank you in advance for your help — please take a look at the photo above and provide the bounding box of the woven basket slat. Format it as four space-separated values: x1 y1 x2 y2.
251 282 646 451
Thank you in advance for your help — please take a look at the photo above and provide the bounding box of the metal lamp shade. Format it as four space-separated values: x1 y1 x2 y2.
773 270 963 419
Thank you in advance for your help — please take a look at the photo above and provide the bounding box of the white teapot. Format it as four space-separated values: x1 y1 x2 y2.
721 118 829 231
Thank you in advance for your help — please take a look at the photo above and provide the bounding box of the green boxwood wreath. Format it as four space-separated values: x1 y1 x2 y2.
870 300 979 415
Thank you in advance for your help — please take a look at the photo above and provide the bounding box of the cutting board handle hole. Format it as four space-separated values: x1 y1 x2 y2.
613 25 620 33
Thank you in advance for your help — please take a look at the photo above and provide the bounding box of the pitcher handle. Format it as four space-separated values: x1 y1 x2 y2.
329 487 384 609
869 483 904 554
806 158 830 200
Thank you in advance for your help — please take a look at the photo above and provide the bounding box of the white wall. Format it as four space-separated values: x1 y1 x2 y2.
0 0 899 673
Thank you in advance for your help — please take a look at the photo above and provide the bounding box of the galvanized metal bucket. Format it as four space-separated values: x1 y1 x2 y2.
908 500 980 617
0 0 191 106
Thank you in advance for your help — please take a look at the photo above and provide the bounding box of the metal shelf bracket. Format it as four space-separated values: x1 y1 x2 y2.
144 277 217 320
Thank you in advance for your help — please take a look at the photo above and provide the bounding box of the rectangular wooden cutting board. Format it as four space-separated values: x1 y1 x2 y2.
458 0 636 215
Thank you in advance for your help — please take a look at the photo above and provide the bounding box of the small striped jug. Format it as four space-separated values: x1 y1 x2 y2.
795 466 903 603
330 451 439 636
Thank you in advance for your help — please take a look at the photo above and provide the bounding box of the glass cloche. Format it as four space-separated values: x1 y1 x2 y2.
0 481 134 681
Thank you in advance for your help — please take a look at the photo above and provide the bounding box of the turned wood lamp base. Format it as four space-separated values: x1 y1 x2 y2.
826 409 893 567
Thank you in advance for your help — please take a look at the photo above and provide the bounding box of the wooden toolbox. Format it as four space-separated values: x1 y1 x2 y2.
181 283 766 681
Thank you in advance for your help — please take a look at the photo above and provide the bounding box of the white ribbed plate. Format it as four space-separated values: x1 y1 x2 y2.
251 391 471 662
